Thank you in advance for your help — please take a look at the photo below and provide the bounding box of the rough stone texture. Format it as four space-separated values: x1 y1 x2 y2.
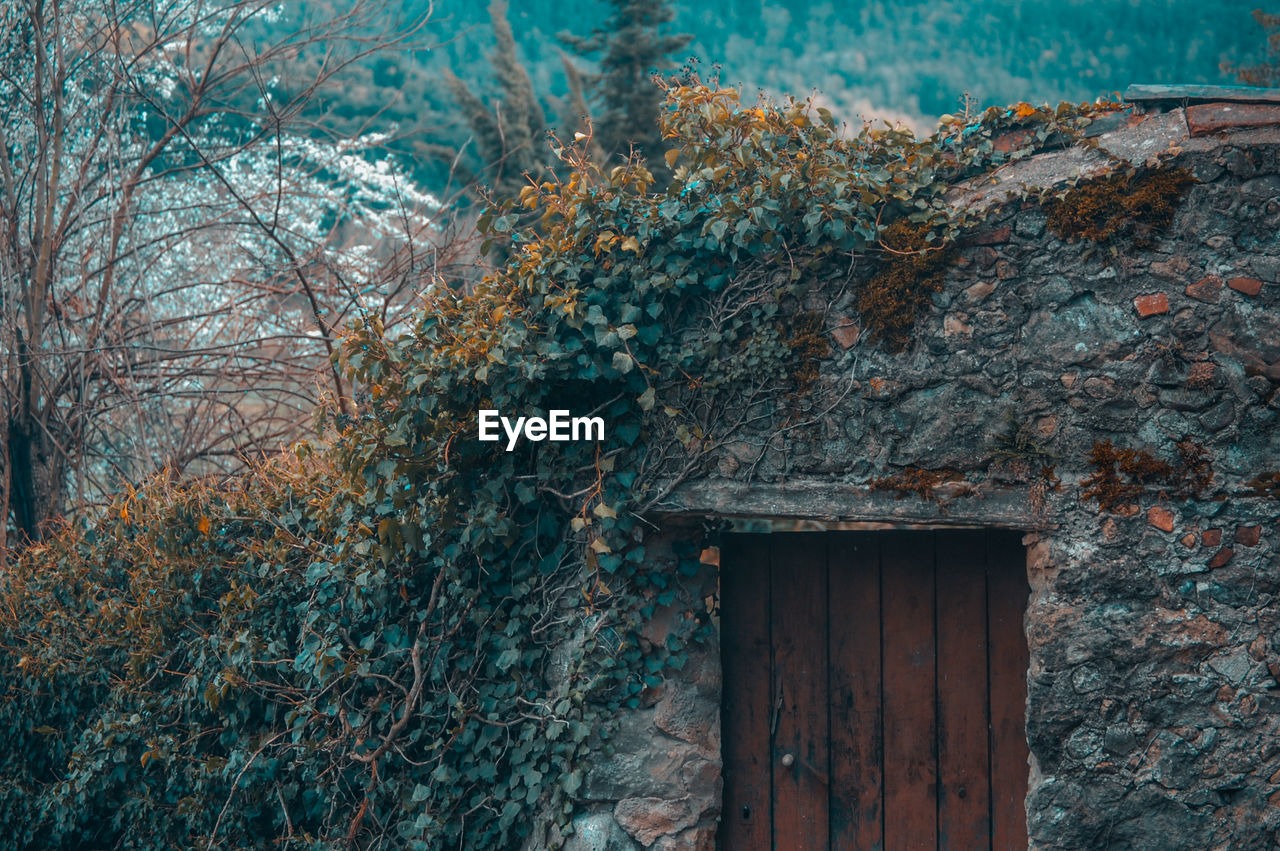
562 104 1280 850
562 812 642 851
614 798 697 847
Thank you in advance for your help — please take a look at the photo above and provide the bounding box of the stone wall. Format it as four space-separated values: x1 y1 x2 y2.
561 97 1280 849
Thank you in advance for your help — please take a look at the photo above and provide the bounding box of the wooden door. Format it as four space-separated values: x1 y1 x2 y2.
719 530 1029 850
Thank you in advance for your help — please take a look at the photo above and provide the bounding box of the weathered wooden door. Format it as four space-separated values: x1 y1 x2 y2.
719 530 1029 850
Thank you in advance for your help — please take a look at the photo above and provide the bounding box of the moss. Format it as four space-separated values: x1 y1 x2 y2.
869 466 963 502
858 220 954 352
784 311 830 396
1046 167 1197 245
1175 440 1213 497
1246 471 1280 499
1082 439 1212 513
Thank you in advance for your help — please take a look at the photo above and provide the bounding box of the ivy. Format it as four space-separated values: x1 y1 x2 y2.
1 81 1132 847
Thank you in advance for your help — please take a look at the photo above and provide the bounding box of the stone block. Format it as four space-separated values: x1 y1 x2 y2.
1147 506 1175 532
1150 256 1191 280
614 798 696 847
1227 277 1264 297
1184 275 1223 303
968 225 1012 245
564 812 643 851
830 316 860 349
1235 526 1261 547
1186 103 1280 136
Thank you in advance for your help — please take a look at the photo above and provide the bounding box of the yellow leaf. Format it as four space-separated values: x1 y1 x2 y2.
664 148 679 168
620 236 640 253
589 537 612 554
1015 103 1037 118
197 516 211 535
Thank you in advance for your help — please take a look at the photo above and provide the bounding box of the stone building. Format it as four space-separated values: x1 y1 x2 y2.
561 86 1280 850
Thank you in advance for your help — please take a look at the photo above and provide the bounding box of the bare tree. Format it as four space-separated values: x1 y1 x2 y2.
0 0 451 559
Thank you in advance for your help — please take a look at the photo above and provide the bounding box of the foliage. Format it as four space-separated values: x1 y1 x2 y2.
1045 168 1198 245
0 0 440 557
1082 440 1213 513
1 81 1135 846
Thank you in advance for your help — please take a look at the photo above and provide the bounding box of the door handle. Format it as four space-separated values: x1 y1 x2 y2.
780 751 829 786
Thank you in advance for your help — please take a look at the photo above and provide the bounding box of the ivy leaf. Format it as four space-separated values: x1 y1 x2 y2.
637 386 656 411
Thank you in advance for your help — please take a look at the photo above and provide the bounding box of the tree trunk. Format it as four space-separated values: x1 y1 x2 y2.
5 416 66 549
0 419 8 565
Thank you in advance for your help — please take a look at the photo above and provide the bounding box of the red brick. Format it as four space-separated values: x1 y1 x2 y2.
967 226 1012 246
1235 525 1261 547
830 316 860 350
1134 293 1169 317
1147 506 1175 532
1187 103 1280 136
1228 277 1264 297
1208 547 1234 569
1185 275 1223 303
1202 529 1222 547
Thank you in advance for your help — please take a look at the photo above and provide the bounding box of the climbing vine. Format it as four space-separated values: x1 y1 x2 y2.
0 81 1136 847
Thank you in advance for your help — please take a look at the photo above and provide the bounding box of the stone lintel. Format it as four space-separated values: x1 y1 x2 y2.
653 479 1049 530
1124 83 1280 108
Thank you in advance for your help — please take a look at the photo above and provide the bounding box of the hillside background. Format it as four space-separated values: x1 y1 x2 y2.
339 0 1266 187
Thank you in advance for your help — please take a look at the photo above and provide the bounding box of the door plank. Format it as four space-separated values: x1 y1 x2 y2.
987 533 1030 851
881 531 939 851
935 531 992 850
719 534 773 849
828 532 885 851
770 533 830 850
